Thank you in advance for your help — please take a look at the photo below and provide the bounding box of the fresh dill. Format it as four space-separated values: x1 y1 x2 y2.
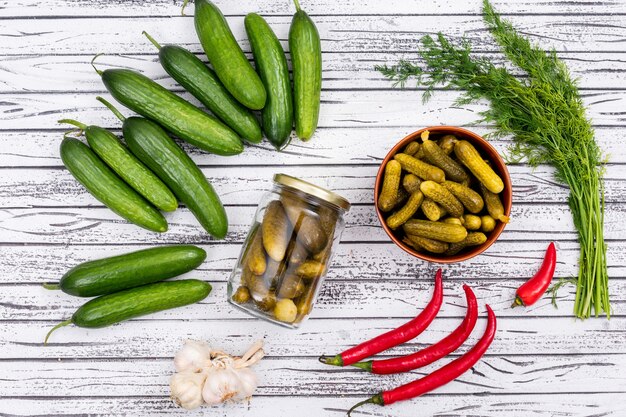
377 0 609 319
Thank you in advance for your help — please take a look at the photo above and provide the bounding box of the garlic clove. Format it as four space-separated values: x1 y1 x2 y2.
170 371 207 410
174 339 211 373
233 367 258 400
202 367 240 405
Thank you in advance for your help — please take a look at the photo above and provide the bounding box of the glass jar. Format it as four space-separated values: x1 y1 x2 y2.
228 174 351 328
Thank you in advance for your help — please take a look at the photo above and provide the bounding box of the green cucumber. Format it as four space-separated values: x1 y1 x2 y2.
98 99 228 239
61 117 177 212
45 280 212 343
193 0 266 110
142 32 262 144
93 59 243 156
59 137 167 233
289 0 322 141
44 245 206 297
245 13 294 150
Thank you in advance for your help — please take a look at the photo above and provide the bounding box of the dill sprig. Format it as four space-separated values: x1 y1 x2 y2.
376 0 609 319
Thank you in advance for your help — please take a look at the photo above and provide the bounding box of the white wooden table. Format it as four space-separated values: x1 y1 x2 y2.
1 1 626 416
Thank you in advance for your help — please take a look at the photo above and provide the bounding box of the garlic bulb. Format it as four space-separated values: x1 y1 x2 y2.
173 339 211 373
170 340 264 409
170 371 207 410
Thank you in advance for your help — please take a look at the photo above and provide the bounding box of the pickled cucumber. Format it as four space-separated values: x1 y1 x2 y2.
378 160 402 212
394 153 445 183
296 260 325 281
479 183 510 223
281 194 328 254
402 174 422 194
386 191 424 229
421 131 469 184
277 273 305 298
262 200 292 262
481 215 496 233
403 219 467 243
463 214 482 230
405 234 449 254
421 198 446 222
313 204 338 262
420 181 464 218
445 232 488 256
246 224 267 275
444 181 484 214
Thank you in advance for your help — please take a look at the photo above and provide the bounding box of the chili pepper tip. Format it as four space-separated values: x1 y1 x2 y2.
319 354 343 366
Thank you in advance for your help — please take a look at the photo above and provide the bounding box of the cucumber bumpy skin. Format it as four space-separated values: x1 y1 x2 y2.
192 0 266 110
245 13 294 150
93 58 243 156
289 0 322 141
61 117 177 213
44 245 207 297
97 97 229 239
142 32 262 143
44 280 212 343
59 136 168 233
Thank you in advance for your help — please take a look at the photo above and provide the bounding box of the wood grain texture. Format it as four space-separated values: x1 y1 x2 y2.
2 0 625 415
2 90 625 131
2 52 625 93
3 165 626 207
1 15 625 55
3 317 626 359
1 355 625 396
1 395 625 417
3 0 626 17
2 127 626 167
2 204 625 244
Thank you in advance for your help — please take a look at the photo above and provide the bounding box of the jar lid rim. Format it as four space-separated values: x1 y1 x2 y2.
273 174 351 211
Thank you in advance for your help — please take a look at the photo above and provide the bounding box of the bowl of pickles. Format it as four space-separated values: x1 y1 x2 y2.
374 126 512 263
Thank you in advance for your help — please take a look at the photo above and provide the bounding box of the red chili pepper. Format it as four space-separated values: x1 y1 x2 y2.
347 305 497 416
512 242 557 307
319 269 444 367
351 284 478 374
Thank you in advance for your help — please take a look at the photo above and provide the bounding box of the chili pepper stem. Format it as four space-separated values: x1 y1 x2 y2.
350 361 373 372
42 283 61 290
319 354 343 366
293 0 301 12
347 394 384 417
511 296 524 308
44 320 72 345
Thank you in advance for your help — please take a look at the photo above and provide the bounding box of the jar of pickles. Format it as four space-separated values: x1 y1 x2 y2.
228 174 351 328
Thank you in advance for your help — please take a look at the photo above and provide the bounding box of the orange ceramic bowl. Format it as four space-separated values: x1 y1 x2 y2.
374 126 512 264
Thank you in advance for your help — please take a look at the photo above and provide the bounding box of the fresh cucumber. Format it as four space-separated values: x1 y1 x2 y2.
59 137 167 233
289 0 322 141
61 117 177 212
245 13 294 150
97 99 228 239
193 0 266 110
45 280 212 342
44 245 206 297
142 32 262 144
93 61 243 156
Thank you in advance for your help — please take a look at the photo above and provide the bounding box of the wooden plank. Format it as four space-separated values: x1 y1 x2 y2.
3 0 625 18
1 126 624 168
2 52 625 93
3 275 626 321
1 203 624 244
2 317 625 359
2 90 625 131
1 355 625 397
2 165 625 208
0 15 624 56
2 241 625 285
1 394 625 417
